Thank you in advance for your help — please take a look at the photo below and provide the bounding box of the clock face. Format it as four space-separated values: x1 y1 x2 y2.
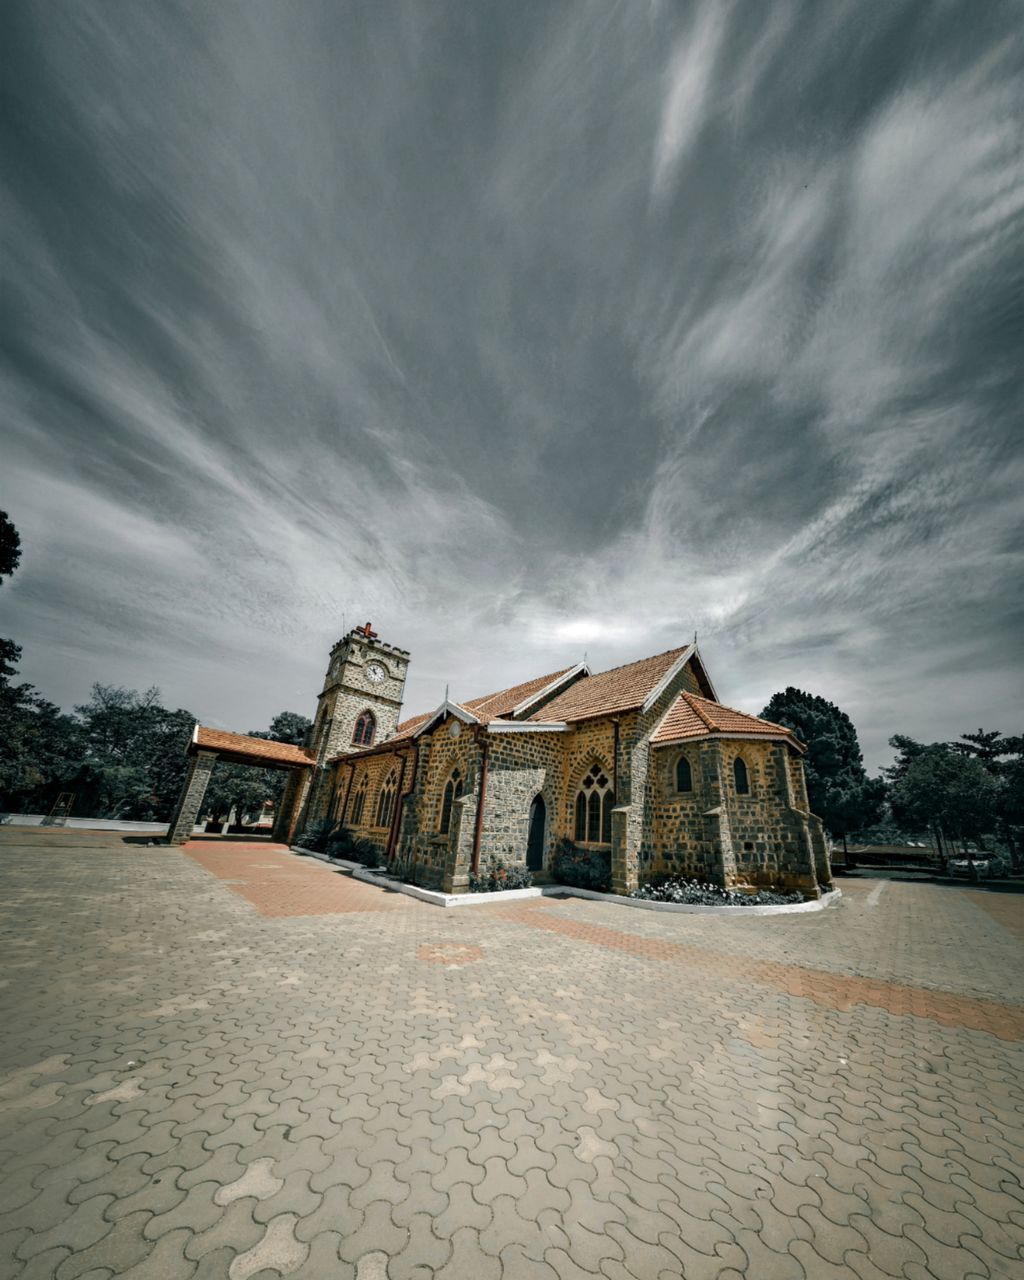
366 662 387 684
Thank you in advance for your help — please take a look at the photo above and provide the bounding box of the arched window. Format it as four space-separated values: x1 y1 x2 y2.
733 756 750 795
349 774 369 825
353 710 376 747
574 763 614 843
375 769 398 828
440 768 463 835
675 755 693 793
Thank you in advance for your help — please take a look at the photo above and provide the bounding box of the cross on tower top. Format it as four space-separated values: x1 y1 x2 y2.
356 621 378 639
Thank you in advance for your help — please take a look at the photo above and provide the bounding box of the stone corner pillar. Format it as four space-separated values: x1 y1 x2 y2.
273 768 313 846
167 750 217 844
610 804 637 895
442 794 475 894
807 814 833 889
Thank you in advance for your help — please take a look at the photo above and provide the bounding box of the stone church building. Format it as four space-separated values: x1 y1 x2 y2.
168 623 832 897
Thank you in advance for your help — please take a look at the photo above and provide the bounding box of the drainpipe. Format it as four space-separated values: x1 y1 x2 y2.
471 731 491 875
386 749 410 862
612 718 620 801
339 762 356 826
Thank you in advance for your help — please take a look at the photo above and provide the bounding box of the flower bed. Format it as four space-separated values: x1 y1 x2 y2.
552 838 611 892
631 877 803 906
468 860 533 893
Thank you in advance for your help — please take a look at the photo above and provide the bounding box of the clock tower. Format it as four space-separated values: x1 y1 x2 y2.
308 622 410 766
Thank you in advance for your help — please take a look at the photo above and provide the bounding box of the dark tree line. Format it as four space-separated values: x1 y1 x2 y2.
762 687 1023 865
1 509 310 824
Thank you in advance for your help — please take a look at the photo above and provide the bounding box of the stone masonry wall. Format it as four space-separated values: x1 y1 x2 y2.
330 749 407 861
396 728 481 891
479 732 565 871
648 738 821 893
619 658 705 893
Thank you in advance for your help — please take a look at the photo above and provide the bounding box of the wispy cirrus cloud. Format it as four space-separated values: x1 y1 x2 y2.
0 0 1020 767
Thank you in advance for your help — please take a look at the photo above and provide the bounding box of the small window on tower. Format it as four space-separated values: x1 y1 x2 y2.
353 711 376 747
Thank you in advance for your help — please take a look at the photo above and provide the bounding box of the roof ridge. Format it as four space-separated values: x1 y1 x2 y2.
688 691 793 733
683 691 720 732
587 645 688 680
462 664 575 712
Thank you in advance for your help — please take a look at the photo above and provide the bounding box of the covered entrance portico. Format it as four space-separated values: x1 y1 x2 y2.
165 725 316 846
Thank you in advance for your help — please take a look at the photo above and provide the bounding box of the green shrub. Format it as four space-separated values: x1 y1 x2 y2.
295 818 338 852
325 828 381 867
468 860 534 893
552 837 611 892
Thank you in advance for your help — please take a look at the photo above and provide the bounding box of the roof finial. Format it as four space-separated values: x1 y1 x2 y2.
693 629 698 646
444 682 449 705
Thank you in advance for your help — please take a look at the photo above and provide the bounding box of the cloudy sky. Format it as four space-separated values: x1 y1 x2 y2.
1 1 1021 770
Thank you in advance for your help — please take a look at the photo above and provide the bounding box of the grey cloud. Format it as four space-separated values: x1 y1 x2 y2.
1 0 1021 768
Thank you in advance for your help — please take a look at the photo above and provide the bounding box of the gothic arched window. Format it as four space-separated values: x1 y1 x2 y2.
675 755 693 793
349 774 369 825
574 763 614 843
353 711 376 747
440 768 463 835
733 756 750 795
375 770 398 828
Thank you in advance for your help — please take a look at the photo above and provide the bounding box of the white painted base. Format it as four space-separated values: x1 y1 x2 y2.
2 815 204 834
291 848 842 916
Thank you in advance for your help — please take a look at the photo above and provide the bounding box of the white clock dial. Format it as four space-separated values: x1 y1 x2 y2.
366 663 387 683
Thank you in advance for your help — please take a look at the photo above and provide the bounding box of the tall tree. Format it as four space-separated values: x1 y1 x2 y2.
761 688 885 853
888 742 998 870
952 728 1024 866
0 511 21 583
252 711 312 746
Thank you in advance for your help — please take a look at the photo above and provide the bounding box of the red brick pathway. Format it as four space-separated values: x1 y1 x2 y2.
496 898 1024 1042
183 842 418 917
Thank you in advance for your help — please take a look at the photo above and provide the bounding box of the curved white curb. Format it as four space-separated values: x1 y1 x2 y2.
291 847 841 915
550 885 842 916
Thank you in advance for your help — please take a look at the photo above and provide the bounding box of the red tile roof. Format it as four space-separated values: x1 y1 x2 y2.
528 648 690 724
651 692 804 751
462 666 577 721
194 727 316 768
388 666 577 739
393 712 432 737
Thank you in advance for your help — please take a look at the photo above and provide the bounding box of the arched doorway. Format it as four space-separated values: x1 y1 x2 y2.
527 794 546 872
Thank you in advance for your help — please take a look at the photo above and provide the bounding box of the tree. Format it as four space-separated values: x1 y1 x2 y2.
889 742 998 872
0 511 21 583
264 711 311 746
71 685 196 820
761 688 886 854
952 728 1024 866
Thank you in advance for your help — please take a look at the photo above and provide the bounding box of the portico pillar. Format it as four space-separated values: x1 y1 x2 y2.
273 768 313 846
167 751 217 844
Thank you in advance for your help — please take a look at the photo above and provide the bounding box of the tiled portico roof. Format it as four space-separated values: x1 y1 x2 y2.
528 648 690 724
193 726 316 768
651 692 804 751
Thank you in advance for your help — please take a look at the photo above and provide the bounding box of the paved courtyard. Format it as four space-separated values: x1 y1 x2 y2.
1 827 1023 1279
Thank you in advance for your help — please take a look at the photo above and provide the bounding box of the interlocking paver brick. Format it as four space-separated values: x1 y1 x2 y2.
2 829 1024 1280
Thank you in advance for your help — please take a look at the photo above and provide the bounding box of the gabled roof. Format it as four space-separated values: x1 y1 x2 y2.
528 647 692 724
651 692 804 751
389 665 580 740
193 726 316 769
460 666 579 721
